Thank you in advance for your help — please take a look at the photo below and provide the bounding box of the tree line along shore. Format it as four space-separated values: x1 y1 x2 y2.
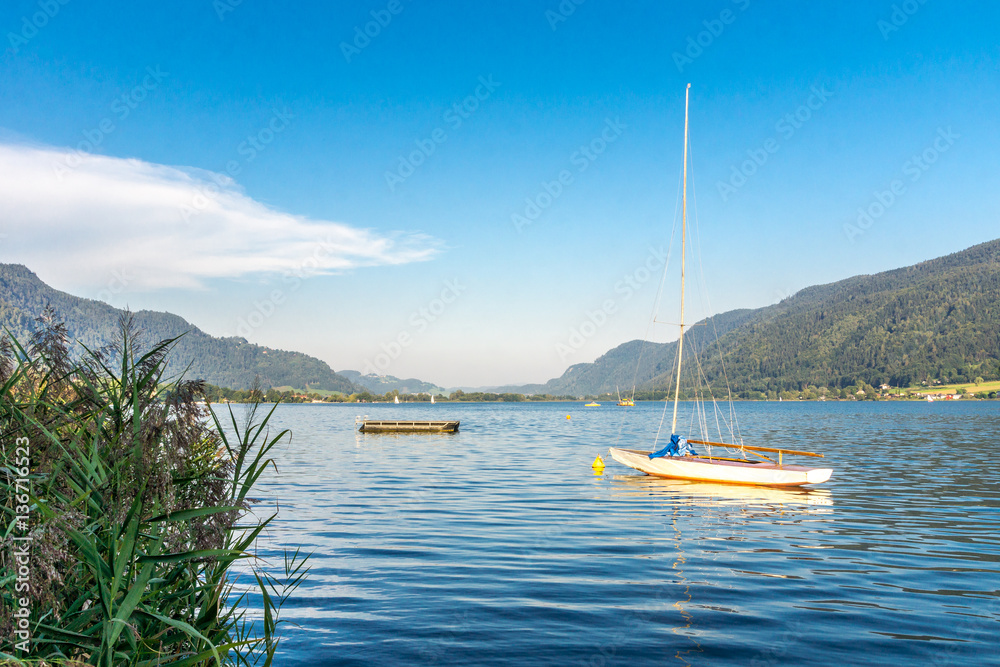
201 380 999 404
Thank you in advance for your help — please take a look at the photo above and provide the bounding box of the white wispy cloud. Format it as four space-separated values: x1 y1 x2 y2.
0 142 441 291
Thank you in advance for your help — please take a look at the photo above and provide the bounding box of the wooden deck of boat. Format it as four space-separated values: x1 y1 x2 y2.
358 420 460 433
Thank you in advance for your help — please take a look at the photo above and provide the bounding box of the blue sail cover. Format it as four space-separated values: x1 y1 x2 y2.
648 434 698 459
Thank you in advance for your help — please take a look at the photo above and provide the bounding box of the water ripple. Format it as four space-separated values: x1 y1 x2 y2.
227 401 1000 666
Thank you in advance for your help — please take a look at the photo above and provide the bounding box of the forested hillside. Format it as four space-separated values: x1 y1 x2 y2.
5 237 997 398
0 264 362 392
524 239 1000 396
338 370 447 395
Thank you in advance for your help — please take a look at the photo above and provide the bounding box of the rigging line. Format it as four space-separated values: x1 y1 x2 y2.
627 148 684 394
689 332 733 444
689 336 713 442
653 345 679 449
675 188 734 446
632 107 687 448
687 137 745 446
614 206 680 447
669 84 692 437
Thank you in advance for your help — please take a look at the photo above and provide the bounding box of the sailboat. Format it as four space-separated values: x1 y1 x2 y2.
607 84 832 488
394 395 400 404
616 385 635 407
431 394 436 404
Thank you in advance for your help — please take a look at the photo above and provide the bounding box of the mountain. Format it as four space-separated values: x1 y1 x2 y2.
521 239 1000 396
339 370 447 395
0 264 363 393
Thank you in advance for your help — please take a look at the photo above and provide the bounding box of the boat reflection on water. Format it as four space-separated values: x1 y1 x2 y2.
606 474 832 665
608 474 833 509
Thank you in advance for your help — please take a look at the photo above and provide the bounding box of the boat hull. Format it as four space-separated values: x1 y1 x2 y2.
608 447 832 487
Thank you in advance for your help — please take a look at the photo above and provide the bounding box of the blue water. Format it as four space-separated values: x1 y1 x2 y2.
237 401 1000 666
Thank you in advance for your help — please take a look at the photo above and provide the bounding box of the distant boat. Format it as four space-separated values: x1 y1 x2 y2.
394 395 400 404
431 395 436 404
585 402 601 407
607 84 832 487
616 385 635 407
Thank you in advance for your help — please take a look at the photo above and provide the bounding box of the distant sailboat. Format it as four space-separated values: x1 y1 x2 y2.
431 394 436 404
607 84 832 487
394 395 400 404
616 385 635 407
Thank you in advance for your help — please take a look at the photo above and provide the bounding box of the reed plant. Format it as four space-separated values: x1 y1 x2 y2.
0 309 308 666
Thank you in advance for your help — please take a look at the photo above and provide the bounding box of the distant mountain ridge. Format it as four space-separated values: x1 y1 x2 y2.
4 238 997 398
0 264 363 393
339 370 447 395
511 239 1000 396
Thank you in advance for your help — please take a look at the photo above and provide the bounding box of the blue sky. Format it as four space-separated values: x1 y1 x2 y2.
1 1 998 386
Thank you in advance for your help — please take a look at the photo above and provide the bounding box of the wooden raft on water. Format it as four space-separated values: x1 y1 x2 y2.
358 420 460 433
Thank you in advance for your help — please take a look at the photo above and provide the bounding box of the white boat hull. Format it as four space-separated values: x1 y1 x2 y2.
608 447 832 487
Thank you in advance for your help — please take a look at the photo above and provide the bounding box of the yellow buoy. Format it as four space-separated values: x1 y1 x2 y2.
592 454 605 472
566 415 571 420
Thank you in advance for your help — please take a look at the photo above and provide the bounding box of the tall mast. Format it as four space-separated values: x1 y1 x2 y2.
670 83 691 435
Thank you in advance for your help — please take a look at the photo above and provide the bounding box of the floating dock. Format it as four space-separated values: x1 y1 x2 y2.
358 420 460 433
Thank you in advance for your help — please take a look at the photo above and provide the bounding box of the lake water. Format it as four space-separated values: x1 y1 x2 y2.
239 401 1000 666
